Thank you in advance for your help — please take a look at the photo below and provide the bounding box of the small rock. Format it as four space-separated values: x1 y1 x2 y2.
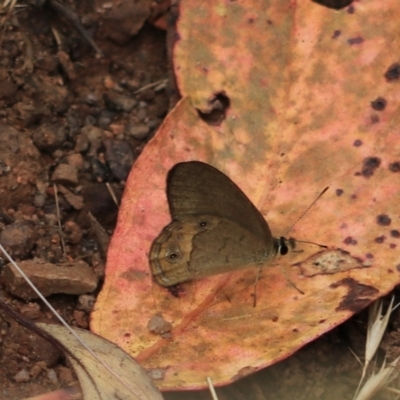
104 139 135 181
33 193 46 208
124 78 140 91
43 213 58 226
66 153 84 170
103 92 137 112
84 92 100 106
14 369 30 383
147 118 161 130
80 125 105 154
57 366 74 384
32 123 67 152
19 302 41 319
104 76 116 89
63 221 83 243
136 107 147 121
30 362 46 379
98 109 116 129
109 123 124 135
127 123 150 140
47 369 58 385
73 310 88 328
51 164 78 185
102 0 151 45
0 221 37 258
61 189 83 210
2 259 98 300
74 133 90 153
77 294 95 312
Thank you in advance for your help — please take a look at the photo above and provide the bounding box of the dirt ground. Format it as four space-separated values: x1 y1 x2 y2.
0 2 399 399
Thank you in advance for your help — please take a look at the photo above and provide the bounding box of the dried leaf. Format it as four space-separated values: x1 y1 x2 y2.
92 0 400 390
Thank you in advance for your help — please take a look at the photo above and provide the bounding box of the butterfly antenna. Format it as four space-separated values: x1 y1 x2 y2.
284 186 329 237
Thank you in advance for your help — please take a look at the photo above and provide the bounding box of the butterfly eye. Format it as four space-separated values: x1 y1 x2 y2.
199 221 207 227
166 244 181 262
278 237 289 255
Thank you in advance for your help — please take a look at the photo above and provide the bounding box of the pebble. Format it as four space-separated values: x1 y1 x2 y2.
84 92 100 106
19 302 41 319
66 153 84 170
57 366 74 384
77 294 96 312
2 259 98 300
32 123 67 151
47 369 58 385
13 369 30 383
51 164 79 186
147 118 161 130
127 123 150 140
33 193 46 208
97 110 115 129
0 221 37 258
104 92 137 112
74 133 90 153
73 310 88 328
63 221 83 243
136 107 147 121
104 139 135 181
58 186 84 210
80 125 104 154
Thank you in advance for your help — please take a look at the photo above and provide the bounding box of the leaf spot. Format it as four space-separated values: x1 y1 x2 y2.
389 161 400 172
335 188 343 196
376 214 391 226
390 230 400 238
344 236 357 245
370 97 387 111
374 236 386 244
370 114 380 124
330 277 378 313
361 156 381 178
385 63 400 81
347 37 364 45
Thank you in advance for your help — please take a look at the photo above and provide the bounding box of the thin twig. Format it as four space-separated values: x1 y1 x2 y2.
133 79 167 95
53 184 66 255
105 182 119 208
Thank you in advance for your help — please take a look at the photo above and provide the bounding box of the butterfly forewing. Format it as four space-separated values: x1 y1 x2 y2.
167 161 273 242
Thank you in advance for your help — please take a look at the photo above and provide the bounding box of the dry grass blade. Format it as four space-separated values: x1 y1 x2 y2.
353 357 400 400
353 296 396 399
207 377 219 400
365 297 395 373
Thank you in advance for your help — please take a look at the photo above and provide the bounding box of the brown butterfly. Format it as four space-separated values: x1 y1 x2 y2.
149 161 295 288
